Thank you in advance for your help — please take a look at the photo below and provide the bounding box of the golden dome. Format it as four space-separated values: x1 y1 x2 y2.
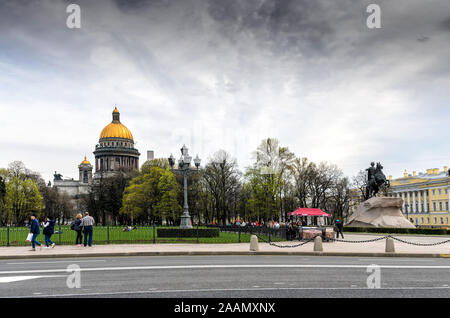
81 156 91 165
99 107 134 140
100 123 134 140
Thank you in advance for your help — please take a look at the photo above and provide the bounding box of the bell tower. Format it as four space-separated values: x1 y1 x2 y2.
78 156 93 184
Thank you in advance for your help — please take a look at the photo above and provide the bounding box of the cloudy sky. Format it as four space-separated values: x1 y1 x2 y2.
0 0 449 183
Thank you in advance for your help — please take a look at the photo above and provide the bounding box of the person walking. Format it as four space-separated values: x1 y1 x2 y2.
29 214 42 251
335 219 344 239
71 213 83 246
42 216 56 248
80 211 95 247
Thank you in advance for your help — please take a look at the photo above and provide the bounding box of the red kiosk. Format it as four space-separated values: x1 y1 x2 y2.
287 208 334 241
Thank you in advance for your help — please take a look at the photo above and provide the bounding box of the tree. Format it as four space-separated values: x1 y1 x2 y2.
141 158 170 173
0 176 6 223
120 166 181 225
289 157 350 223
352 170 368 199
327 177 351 222
252 138 294 221
202 150 242 225
0 162 44 225
2 176 43 225
83 171 137 225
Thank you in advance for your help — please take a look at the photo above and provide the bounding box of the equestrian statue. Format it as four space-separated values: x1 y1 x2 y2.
364 162 390 200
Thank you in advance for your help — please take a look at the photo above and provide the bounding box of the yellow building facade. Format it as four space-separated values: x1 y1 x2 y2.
350 166 450 228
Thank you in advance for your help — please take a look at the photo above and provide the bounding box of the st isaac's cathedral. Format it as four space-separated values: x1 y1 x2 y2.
53 107 141 211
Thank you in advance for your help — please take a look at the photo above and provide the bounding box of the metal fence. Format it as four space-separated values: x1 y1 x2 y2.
0 225 286 247
212 225 288 242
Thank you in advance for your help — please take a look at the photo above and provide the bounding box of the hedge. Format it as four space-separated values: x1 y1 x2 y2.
343 227 450 235
157 228 220 238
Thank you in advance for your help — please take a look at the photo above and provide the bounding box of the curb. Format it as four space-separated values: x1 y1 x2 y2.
0 251 448 260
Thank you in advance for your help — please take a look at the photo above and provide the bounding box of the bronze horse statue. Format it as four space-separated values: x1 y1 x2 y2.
365 162 390 200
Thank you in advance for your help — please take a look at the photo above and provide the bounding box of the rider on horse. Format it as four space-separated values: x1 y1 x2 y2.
365 162 390 200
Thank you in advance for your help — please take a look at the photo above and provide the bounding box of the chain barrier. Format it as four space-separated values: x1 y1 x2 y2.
328 236 389 243
387 235 450 246
251 231 450 248
254 233 318 248
216 226 450 248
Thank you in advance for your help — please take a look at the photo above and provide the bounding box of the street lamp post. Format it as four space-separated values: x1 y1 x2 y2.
168 145 201 229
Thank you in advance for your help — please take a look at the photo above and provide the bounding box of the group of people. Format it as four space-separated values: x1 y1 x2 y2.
70 212 95 247
285 218 344 241
28 214 56 251
28 211 95 251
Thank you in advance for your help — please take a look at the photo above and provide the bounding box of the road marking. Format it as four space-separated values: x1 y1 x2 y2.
5 260 107 265
7 286 450 298
1 264 450 275
0 275 64 283
358 259 434 262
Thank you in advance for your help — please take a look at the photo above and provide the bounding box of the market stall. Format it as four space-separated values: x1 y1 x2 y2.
287 208 334 241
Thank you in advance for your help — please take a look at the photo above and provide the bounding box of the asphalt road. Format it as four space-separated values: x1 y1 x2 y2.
0 255 449 298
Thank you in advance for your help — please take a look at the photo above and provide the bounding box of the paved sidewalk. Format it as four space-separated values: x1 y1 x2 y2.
1 234 450 259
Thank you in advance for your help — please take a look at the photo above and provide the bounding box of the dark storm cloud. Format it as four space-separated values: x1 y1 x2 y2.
114 0 171 11
206 0 335 55
439 16 450 31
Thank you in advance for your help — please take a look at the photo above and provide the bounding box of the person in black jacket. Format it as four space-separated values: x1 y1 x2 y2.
29 214 42 251
43 217 56 248
71 213 83 246
335 219 344 239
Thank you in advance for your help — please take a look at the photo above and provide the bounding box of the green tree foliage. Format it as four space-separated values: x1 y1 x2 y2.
120 166 181 224
0 175 6 222
1 162 43 225
246 138 293 222
141 158 170 173
244 168 281 222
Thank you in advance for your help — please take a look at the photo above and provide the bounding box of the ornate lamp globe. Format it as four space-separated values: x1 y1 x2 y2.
194 155 201 168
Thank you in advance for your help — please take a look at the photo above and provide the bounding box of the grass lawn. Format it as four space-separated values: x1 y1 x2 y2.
0 226 284 247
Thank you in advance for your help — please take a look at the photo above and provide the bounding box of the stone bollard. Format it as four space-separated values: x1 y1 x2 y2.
250 235 259 251
313 236 323 252
385 237 395 253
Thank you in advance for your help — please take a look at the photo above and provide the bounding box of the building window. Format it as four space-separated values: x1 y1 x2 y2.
434 217 437 224
427 217 430 224
441 217 444 224
432 189 435 195
447 202 449 211
427 203 429 212
439 189 442 195
439 202 443 211
433 202 436 211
